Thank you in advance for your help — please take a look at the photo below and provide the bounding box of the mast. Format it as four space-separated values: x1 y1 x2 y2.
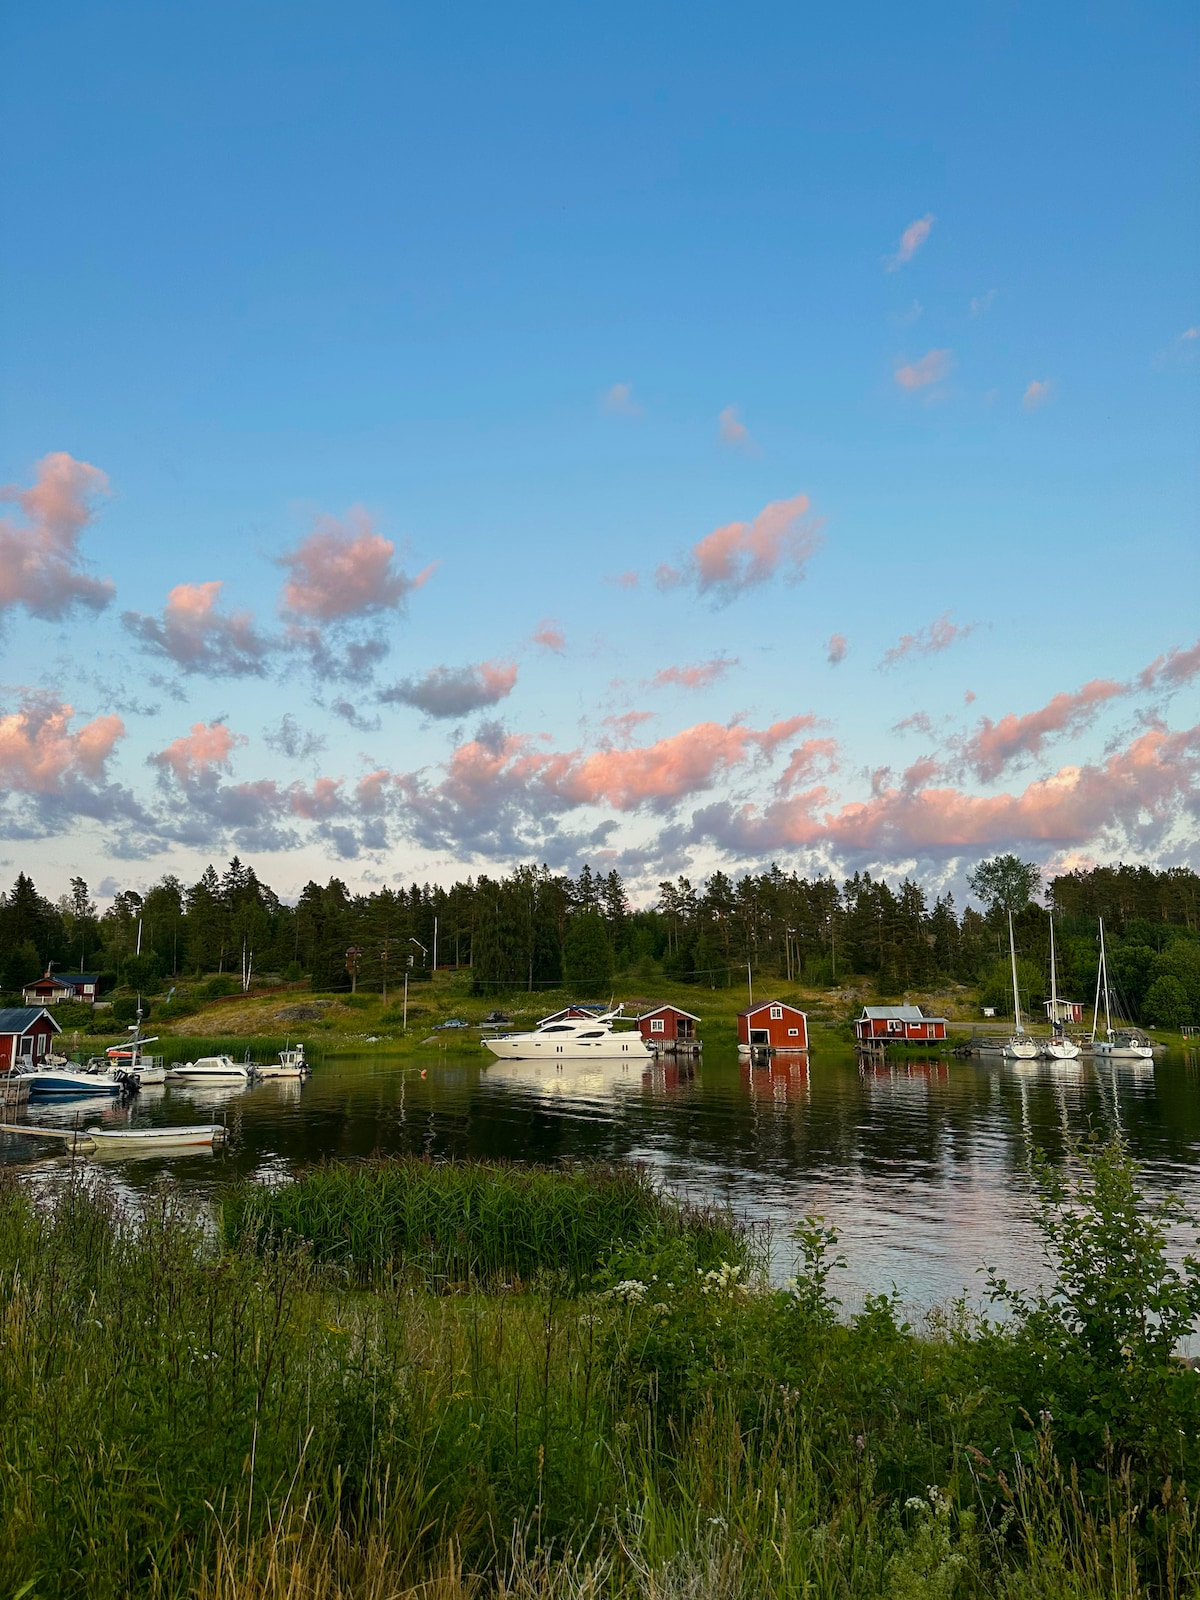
1098 916 1112 1037
1091 921 1104 1041
1008 912 1023 1035
1049 918 1059 1032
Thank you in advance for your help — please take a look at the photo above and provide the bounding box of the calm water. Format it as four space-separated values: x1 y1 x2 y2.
5 1043 1200 1315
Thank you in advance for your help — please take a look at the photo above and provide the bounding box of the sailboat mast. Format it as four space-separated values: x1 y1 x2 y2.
1099 916 1112 1036
1008 912 1023 1034
1049 918 1059 1012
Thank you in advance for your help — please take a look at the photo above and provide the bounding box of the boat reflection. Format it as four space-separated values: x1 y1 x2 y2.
482 1056 694 1108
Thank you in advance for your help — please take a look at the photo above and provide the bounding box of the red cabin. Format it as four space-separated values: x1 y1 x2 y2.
854 1005 947 1044
635 1004 700 1047
22 970 100 1006
0 1007 61 1071
737 1000 809 1051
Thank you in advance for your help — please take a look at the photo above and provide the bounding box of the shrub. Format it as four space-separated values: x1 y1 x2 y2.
203 974 239 999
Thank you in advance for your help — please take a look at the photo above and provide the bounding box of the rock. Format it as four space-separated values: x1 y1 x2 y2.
274 1004 327 1022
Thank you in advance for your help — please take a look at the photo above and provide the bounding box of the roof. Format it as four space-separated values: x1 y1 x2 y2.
0 1007 62 1035
859 1005 948 1023
738 999 806 1017
27 971 98 987
635 1003 701 1021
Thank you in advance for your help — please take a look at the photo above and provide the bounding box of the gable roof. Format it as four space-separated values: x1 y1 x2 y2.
0 1006 62 1035
635 1003 701 1022
860 1005 947 1023
738 999 806 1018
26 971 99 987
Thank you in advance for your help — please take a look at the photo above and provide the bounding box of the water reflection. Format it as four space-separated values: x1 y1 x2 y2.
2 1045 1198 1314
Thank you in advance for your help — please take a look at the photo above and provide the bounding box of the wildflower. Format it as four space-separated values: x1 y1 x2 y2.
700 1262 749 1298
603 1279 648 1305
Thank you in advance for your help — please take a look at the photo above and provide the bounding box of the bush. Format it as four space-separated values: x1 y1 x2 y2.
203 974 239 999
282 960 303 982
109 997 148 1023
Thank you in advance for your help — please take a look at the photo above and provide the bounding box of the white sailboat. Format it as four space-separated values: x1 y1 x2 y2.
1091 918 1154 1061
1040 919 1081 1061
1001 914 1039 1060
483 1007 653 1063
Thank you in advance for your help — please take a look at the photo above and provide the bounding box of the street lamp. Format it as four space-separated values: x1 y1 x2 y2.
403 938 426 1034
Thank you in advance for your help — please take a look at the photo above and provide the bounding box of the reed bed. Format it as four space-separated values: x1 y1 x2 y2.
1 1144 1198 1598
220 1158 744 1289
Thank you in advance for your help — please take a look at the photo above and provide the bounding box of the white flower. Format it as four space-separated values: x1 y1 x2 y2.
603 1279 648 1304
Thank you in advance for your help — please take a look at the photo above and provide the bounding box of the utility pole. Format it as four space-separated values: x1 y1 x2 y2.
345 946 362 995
380 943 389 1006
747 960 753 1007
432 916 438 974
403 952 413 1033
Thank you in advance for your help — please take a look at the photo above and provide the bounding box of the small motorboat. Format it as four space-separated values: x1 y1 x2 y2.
255 1043 310 1078
107 1023 167 1085
84 1123 228 1152
166 1055 254 1083
16 1058 134 1098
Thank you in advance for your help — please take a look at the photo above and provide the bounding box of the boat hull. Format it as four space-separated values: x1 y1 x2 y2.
85 1125 225 1149
1040 1040 1082 1060
1093 1042 1154 1061
21 1070 125 1098
1001 1040 1040 1060
484 1035 652 1062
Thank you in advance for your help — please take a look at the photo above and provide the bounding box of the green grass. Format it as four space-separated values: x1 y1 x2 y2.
221 1157 746 1290
3 1144 1199 1597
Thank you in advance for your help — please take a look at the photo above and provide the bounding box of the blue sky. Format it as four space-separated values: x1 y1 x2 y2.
1 0 1197 904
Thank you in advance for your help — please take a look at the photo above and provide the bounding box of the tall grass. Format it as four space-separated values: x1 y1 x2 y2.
0 1143 1198 1597
221 1158 744 1289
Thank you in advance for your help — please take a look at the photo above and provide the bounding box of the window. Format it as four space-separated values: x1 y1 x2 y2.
769 1005 783 1020
541 1025 572 1033
578 1030 604 1039
788 1027 799 1037
887 1019 902 1033
650 1018 665 1033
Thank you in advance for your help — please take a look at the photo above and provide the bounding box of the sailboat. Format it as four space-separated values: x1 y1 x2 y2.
1001 913 1039 1060
1091 918 1154 1061
1040 919 1081 1061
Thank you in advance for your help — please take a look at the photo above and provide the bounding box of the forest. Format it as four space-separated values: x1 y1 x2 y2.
1 856 1198 1027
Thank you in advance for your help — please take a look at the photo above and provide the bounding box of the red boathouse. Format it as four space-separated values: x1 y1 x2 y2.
635 1004 701 1047
0 1007 61 1071
854 1005 948 1044
737 1000 809 1052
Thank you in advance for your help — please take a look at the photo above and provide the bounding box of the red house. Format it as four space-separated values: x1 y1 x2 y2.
635 1004 701 1048
1044 998 1084 1025
22 970 100 1006
0 1007 61 1071
854 1005 947 1044
737 1000 809 1052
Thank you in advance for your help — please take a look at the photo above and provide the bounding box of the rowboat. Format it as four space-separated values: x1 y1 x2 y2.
84 1124 228 1151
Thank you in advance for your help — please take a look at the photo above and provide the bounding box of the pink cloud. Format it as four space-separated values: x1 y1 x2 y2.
894 349 953 390
1137 636 1200 692
1023 379 1053 411
151 721 245 784
649 657 737 691
381 659 518 719
0 697 125 793
776 738 839 795
962 678 1126 781
694 723 1200 859
278 508 435 622
717 405 753 450
608 570 639 590
545 716 814 811
881 611 975 668
288 777 344 820
355 769 392 813
886 213 935 271
826 632 847 666
0 452 115 621
682 494 822 602
532 620 566 653
123 580 272 676
603 710 657 742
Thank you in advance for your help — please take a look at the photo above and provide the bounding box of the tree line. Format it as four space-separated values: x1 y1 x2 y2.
1 855 1198 1026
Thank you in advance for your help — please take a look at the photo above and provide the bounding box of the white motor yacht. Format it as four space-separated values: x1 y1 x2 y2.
167 1054 254 1083
483 1008 653 1062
